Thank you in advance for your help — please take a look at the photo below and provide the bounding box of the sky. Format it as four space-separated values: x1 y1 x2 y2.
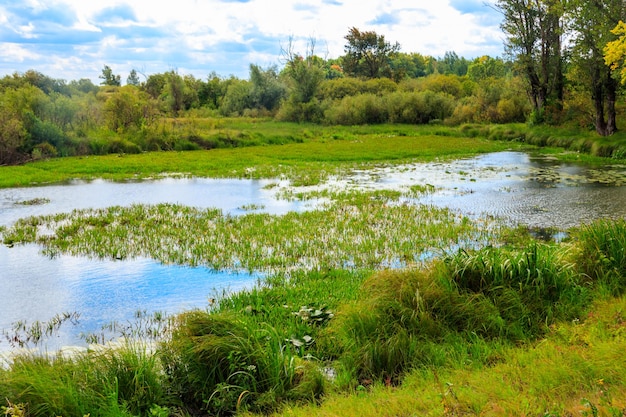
0 0 504 84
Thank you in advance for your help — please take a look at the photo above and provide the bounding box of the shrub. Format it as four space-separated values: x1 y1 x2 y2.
160 311 324 415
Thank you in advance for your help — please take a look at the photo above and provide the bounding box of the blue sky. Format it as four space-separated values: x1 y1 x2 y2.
0 0 504 83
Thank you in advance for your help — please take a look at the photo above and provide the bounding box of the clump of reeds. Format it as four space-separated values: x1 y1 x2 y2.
571 219 626 295
322 241 594 387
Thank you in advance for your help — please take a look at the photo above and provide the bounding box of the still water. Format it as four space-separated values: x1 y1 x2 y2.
1 151 626 351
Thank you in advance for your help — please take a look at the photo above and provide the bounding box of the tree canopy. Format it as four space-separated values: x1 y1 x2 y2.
342 27 400 79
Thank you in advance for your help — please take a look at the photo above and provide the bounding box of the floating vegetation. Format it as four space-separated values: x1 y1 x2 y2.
239 203 266 211
15 198 50 206
1 193 502 274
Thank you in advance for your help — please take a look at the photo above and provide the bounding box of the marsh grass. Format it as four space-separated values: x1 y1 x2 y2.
160 311 324 415
571 219 626 295
1 197 494 273
0 121 516 188
254 292 626 417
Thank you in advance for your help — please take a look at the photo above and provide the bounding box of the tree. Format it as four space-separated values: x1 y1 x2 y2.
99 65 121 86
604 20 626 85
127 69 141 86
495 0 565 123
568 0 625 136
198 72 229 109
342 27 400 79
249 64 286 111
438 51 469 76
467 56 509 81
103 86 150 131
277 37 325 122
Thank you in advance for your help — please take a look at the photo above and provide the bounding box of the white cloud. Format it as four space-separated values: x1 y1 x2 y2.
0 0 504 82
0 43 41 63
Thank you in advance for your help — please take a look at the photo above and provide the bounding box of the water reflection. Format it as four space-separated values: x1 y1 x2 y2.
317 151 626 229
0 177 308 228
0 244 259 351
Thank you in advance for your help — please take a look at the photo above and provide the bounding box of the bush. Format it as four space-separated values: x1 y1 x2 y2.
160 311 324 415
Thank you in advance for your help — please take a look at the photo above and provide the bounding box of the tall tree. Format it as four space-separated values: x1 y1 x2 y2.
568 0 625 136
249 64 286 111
342 27 400 79
99 65 121 87
278 37 325 122
496 0 565 123
127 69 141 86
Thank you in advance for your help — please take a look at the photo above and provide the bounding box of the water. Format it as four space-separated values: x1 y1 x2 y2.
318 151 626 229
2 151 626 352
0 177 311 228
0 243 259 352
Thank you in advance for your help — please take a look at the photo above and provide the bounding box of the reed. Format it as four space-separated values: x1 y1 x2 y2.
571 219 626 295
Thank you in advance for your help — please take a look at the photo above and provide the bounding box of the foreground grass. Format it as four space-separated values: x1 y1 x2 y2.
2 219 625 416
256 294 626 417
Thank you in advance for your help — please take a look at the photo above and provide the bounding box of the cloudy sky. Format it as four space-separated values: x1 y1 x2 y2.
0 0 504 84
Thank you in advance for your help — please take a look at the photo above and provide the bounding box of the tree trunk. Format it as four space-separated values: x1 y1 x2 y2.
605 68 618 135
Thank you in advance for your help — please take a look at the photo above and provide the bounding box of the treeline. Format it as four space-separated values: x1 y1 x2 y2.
0 52 528 165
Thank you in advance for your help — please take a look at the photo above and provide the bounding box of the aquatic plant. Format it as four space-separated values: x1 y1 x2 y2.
2 196 498 274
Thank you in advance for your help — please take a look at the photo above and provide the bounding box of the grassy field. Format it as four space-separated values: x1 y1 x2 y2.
1 121 527 188
1 120 626 416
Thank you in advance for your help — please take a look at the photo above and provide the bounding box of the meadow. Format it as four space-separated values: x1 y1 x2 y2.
1 121 626 416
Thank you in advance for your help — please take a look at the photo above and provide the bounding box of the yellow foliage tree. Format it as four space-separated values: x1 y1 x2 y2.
605 21 626 84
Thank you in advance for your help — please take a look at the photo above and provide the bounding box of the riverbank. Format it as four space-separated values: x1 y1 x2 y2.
4 119 626 187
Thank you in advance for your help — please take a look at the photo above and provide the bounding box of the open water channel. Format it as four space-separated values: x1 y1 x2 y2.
1 151 626 352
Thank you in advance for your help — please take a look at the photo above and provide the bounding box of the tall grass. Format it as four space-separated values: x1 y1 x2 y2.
571 219 626 295
0 343 165 417
320 228 626 389
160 311 324 415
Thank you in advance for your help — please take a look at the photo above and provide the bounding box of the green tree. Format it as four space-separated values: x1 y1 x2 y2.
249 64 286 111
277 37 325 122
127 69 141 86
163 71 187 116
103 85 150 131
568 0 625 136
342 27 400 79
437 51 469 76
198 72 229 109
220 79 253 116
0 96 27 165
467 56 509 81
496 0 565 123
68 78 99 95
99 65 121 86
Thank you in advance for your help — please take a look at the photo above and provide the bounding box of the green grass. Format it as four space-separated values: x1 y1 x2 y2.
2 219 626 416
251 295 626 417
0 121 519 188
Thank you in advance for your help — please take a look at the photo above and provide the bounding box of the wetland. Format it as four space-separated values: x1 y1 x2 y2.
2 150 626 350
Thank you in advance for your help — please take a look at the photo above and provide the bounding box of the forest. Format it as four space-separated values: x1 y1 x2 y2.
0 0 626 167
